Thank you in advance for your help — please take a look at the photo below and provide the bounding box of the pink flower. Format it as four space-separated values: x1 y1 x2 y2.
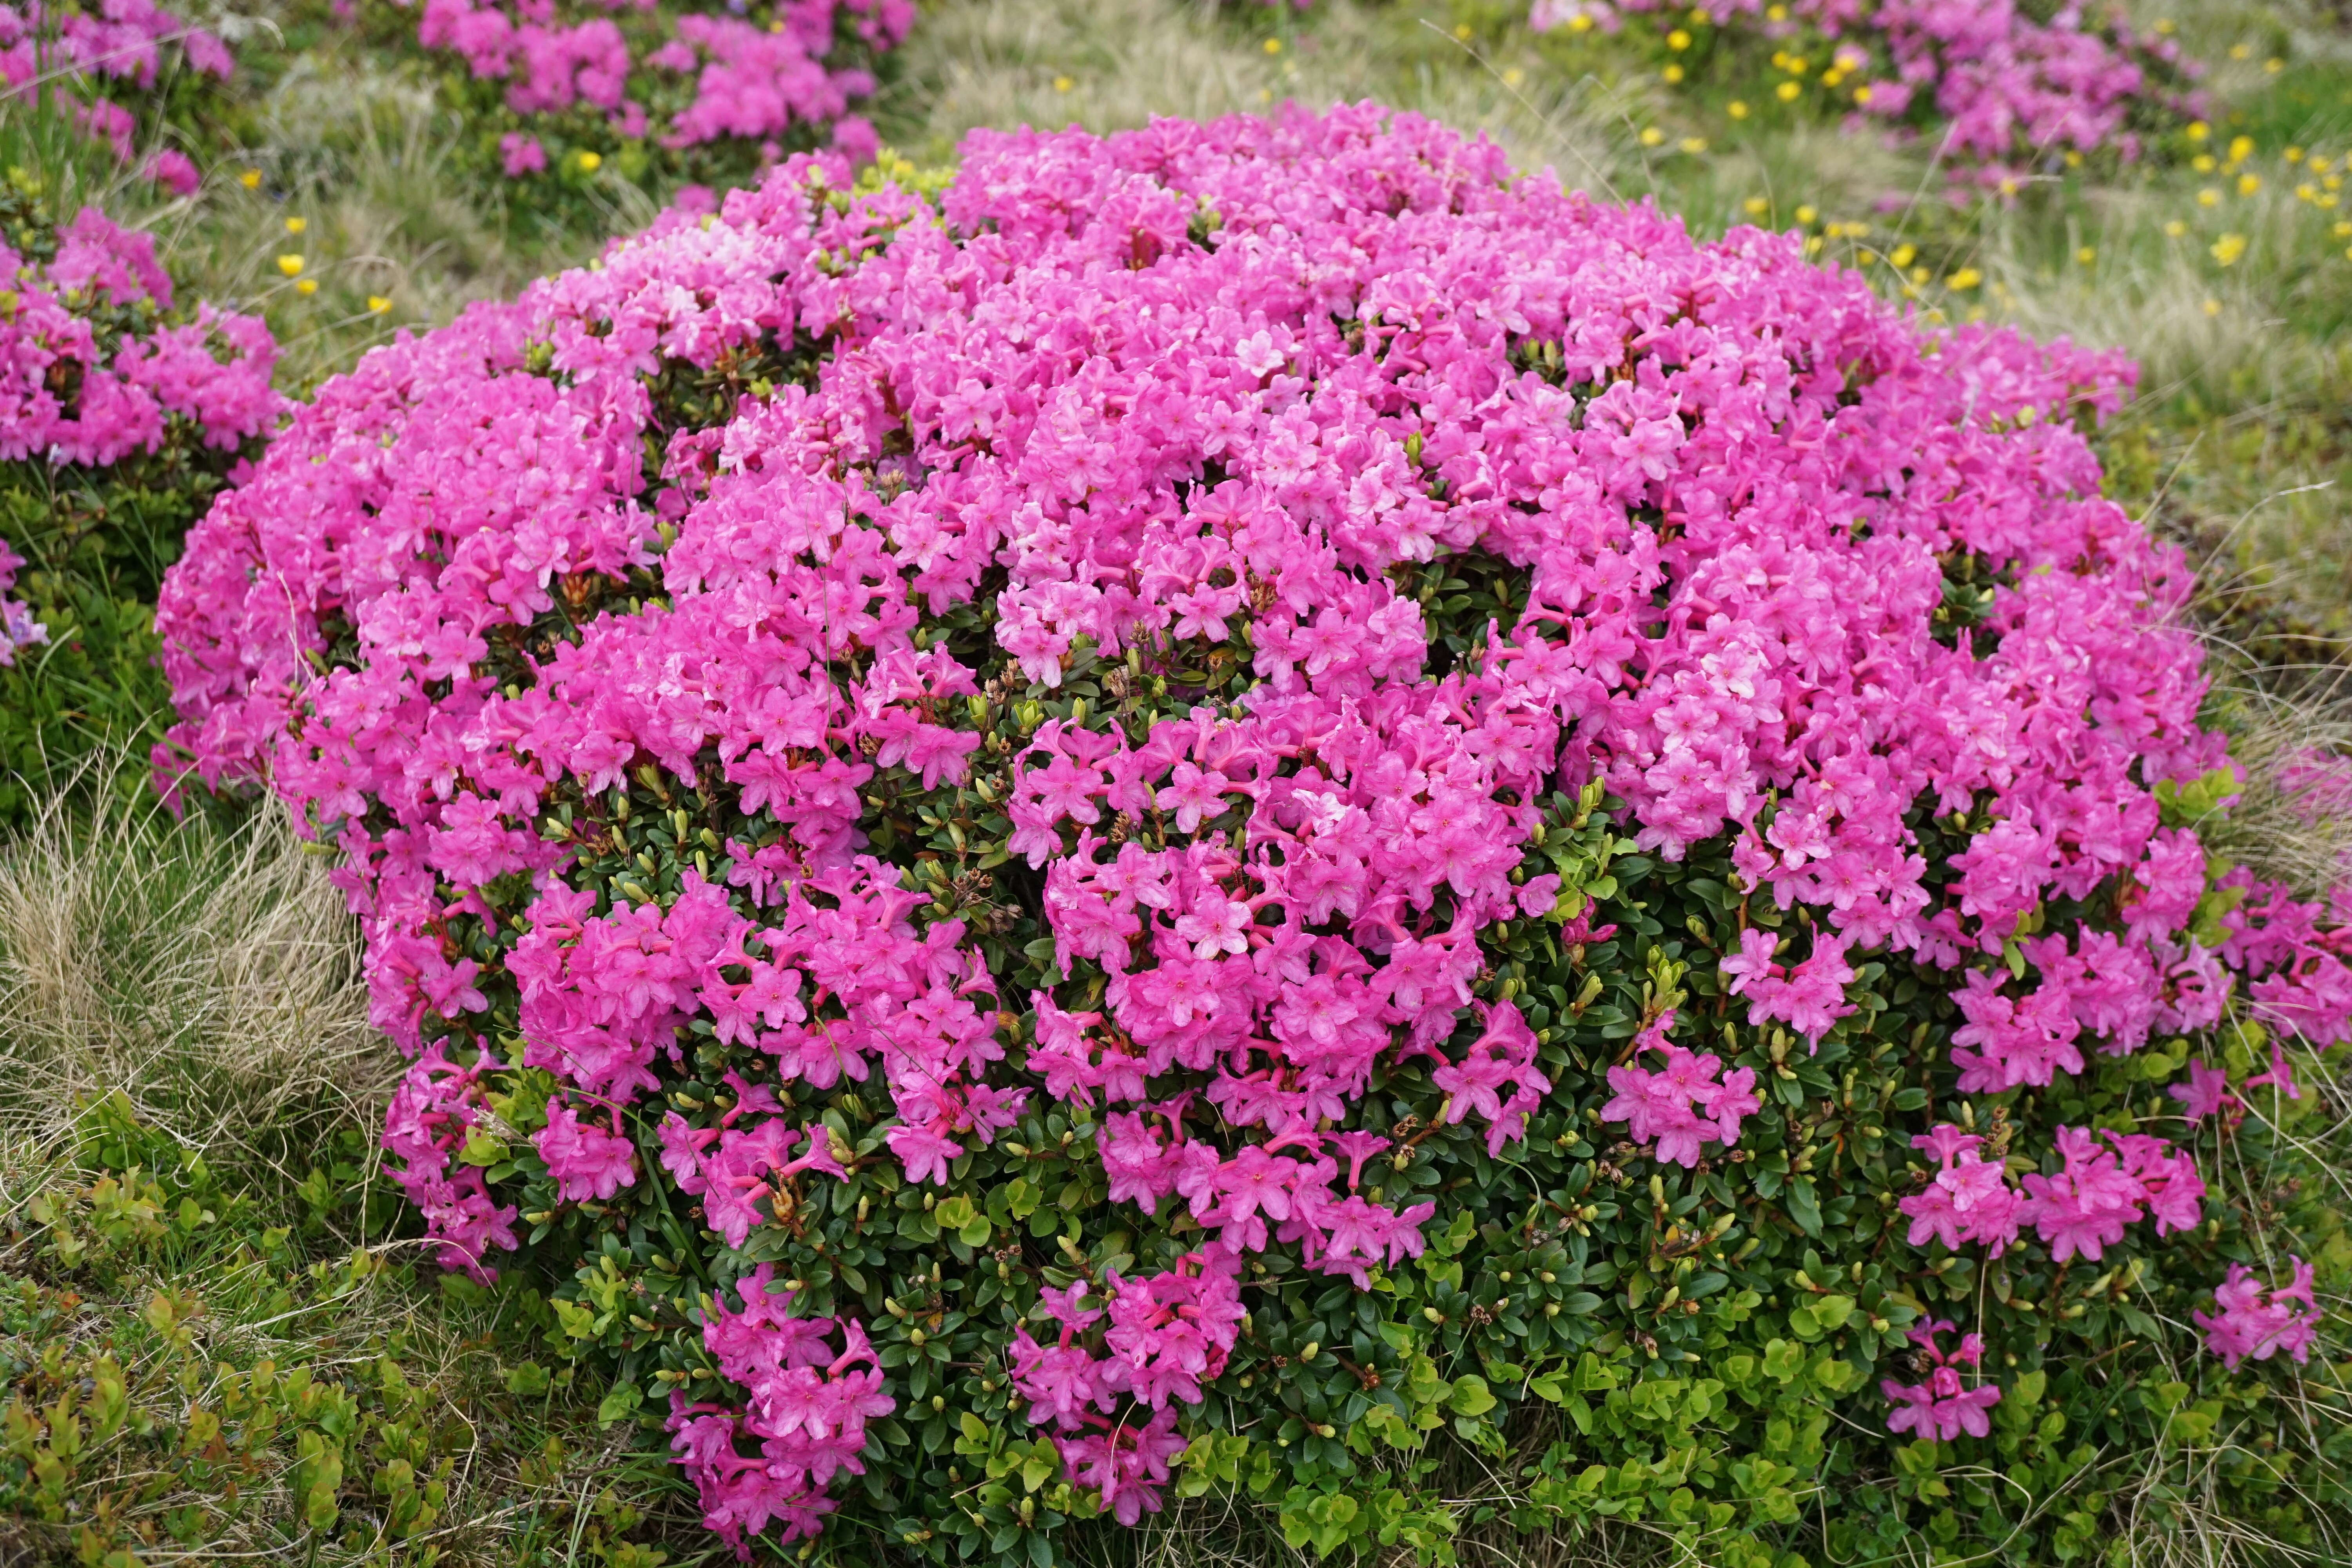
536 1096 638 1201
2195 1258 2321 1370
144 149 201 196
1601 1011 1760 1168
1898 1124 2020 1256
145 105 2310 1561
500 132 548 176
2167 1058 2239 1123
2244 1043 2303 1100
1881 1320 2002 1441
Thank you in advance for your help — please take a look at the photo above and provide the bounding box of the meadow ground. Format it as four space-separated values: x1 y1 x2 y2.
3 0 2351 1561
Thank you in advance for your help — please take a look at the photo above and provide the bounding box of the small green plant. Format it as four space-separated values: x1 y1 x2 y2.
0 1094 695 1566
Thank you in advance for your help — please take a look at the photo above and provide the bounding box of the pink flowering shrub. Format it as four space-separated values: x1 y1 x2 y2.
382 0 907 199
155 108 2342 1565
0 183 280 819
0 0 233 187
1531 0 2202 185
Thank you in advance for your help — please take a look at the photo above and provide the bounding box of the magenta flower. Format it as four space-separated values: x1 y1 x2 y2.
2195 1258 2322 1370
1882 1320 2002 1441
536 1096 638 1202
1601 1011 1760 1168
2167 1058 2239 1123
1898 1124 2021 1256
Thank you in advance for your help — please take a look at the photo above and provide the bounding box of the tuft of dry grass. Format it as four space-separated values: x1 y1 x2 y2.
0 777 389 1172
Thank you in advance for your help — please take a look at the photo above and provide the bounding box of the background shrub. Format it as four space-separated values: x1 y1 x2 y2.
0 174 279 822
361 0 913 224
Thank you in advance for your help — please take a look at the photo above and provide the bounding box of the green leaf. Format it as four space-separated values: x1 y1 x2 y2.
596 1381 644 1428
458 1126 508 1167
1447 1375 1497 1418
1784 1178 1823 1237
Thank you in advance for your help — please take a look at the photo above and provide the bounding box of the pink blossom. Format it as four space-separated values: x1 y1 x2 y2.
1881 1319 2002 1440
536 1096 639 1201
146 108 2322 1553
2166 1058 2239 1123
1898 1124 2020 1255
2194 1258 2321 1370
1601 1011 1760 1168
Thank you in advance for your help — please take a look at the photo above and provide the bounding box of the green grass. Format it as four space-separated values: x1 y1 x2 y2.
4 0 2352 1560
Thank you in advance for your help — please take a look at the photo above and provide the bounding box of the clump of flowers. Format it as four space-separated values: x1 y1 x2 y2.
1533 0 2202 183
0 183 279 820
393 0 906 190
156 108 2338 1566
1881 1319 1999 1439
0 205 276 465
2196 1258 2322 1370
0 0 233 189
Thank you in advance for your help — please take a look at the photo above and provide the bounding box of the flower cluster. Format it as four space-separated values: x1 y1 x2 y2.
0 205 278 466
1899 1120 2203 1272
668 1267 896 1552
1006 1254 1242 1522
404 0 907 181
1880 1319 1999 1439
2195 1258 2322 1371
155 107 2336 1559
1536 0 2201 180
379 1041 521 1281
1600 1010 1760 1166
0 0 233 190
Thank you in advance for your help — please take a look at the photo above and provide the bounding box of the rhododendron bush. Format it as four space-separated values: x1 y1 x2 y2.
1528 0 2202 186
0 180 279 820
1 0 234 192
378 0 907 197
156 107 2347 1565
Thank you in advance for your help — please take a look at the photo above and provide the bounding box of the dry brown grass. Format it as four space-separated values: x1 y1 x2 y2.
0 779 388 1170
